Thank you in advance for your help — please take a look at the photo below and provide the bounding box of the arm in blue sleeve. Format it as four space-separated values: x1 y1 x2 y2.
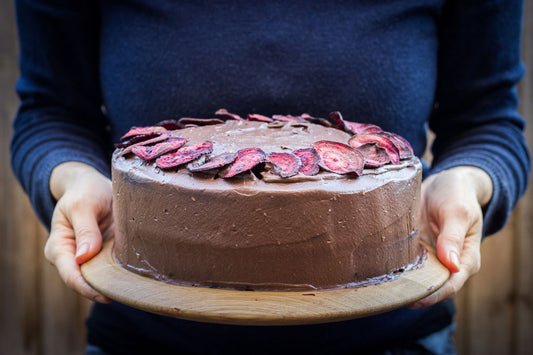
429 0 530 236
10 0 111 229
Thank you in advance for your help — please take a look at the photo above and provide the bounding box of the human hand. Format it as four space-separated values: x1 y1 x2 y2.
45 162 113 303
409 166 493 309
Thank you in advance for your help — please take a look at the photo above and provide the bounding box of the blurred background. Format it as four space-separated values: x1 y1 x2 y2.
1 1 531 354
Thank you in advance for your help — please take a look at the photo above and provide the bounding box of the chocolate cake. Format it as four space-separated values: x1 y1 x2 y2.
112 111 425 291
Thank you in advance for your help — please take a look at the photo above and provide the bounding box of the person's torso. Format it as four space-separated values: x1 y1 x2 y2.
99 0 444 156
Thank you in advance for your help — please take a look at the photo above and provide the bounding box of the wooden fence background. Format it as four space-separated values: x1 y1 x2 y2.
1 1 531 354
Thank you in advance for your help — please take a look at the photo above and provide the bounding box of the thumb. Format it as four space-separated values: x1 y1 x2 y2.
435 218 465 274
70 208 103 264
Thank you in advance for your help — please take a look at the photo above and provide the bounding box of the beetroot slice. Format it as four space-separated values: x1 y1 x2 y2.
187 152 238 172
355 142 391 168
311 140 364 175
178 117 225 126
156 141 214 169
348 133 400 165
272 115 304 122
328 111 347 130
343 121 382 135
301 114 332 127
384 132 414 160
293 148 320 176
132 137 188 161
215 108 245 121
156 119 182 130
267 152 301 178
117 132 173 157
115 133 161 148
120 126 167 141
247 113 273 122
221 148 266 178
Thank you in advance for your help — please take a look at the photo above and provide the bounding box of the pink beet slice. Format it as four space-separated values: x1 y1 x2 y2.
247 113 273 122
355 142 391 168
222 148 266 178
120 126 167 141
156 119 182 130
267 152 301 178
328 111 347 130
156 141 214 169
178 117 225 126
311 140 364 175
215 108 245 121
348 133 400 164
117 132 173 156
115 133 161 148
187 152 238 172
343 121 382 135
301 114 332 127
293 148 320 176
385 132 414 160
132 137 188 160
272 114 304 122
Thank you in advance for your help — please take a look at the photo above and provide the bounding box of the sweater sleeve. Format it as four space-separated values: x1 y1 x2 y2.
429 0 530 236
10 0 111 230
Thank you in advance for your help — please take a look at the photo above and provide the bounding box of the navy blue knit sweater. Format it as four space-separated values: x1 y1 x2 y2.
11 0 529 353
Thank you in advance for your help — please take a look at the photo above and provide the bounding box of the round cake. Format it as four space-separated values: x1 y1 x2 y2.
112 112 425 291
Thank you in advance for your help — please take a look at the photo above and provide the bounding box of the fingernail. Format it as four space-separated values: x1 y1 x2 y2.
449 251 460 273
95 295 111 304
76 243 89 258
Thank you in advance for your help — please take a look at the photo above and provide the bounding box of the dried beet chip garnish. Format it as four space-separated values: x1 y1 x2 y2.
118 132 173 157
156 141 214 169
267 152 302 178
114 133 161 148
132 137 188 161
247 113 273 122
311 140 364 175
215 108 245 121
178 117 225 126
343 121 383 135
301 114 333 128
120 126 167 141
221 148 267 178
272 114 305 122
348 133 400 165
328 111 348 131
354 142 391 168
385 132 414 160
156 119 182 130
293 148 320 176
187 152 238 172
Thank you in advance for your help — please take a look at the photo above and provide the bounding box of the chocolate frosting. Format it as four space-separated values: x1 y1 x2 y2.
112 121 424 291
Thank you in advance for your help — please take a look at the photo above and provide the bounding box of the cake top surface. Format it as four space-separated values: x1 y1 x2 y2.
113 111 421 194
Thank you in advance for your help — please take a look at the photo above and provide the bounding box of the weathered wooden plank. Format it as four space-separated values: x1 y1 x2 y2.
0 0 42 354
470 223 516 355
0 1 91 354
515 1 533 354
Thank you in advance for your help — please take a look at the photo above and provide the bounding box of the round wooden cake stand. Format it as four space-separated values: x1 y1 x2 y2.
81 240 449 326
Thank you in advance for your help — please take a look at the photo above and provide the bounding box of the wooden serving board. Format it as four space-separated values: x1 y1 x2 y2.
81 240 449 326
